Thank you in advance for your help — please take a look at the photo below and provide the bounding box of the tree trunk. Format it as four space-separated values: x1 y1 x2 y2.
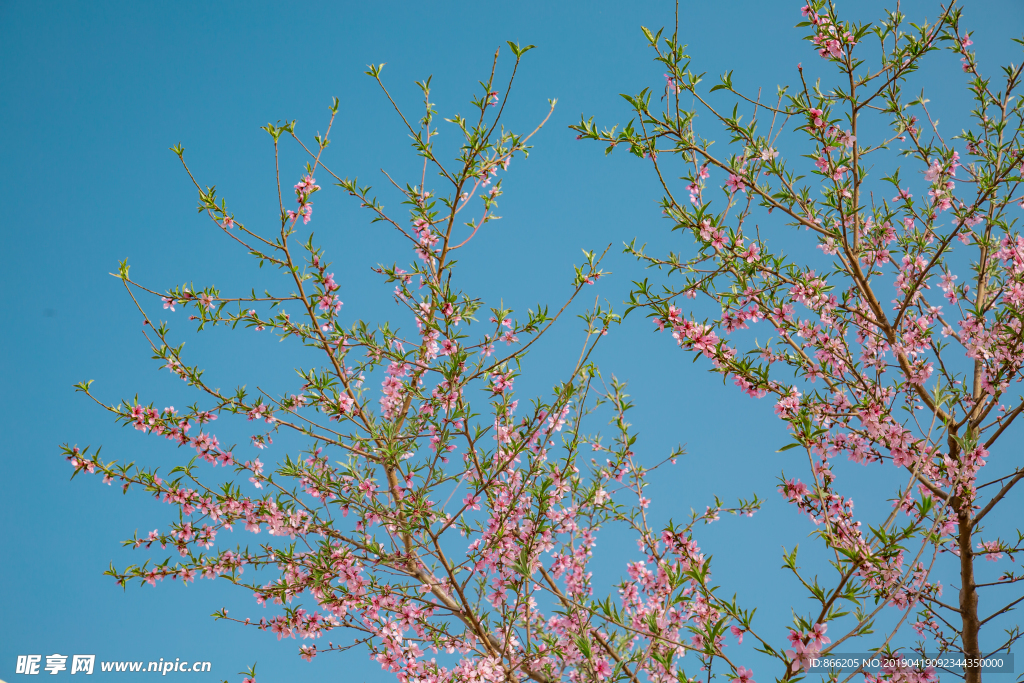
957 504 982 683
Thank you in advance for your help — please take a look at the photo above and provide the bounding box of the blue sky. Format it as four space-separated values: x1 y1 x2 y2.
2 1 1023 681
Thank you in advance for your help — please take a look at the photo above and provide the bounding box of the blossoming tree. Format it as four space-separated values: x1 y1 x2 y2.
573 1 1023 682
64 2 1022 683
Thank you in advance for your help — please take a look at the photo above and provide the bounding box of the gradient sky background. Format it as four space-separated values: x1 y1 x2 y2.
2 1 1023 681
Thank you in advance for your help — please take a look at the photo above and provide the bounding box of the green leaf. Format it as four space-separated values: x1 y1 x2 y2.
506 41 536 58
709 70 734 93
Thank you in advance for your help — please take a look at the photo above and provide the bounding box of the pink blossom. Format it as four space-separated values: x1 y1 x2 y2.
978 540 1004 561
726 173 746 194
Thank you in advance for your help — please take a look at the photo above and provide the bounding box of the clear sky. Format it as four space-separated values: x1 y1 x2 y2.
2 1 1023 681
